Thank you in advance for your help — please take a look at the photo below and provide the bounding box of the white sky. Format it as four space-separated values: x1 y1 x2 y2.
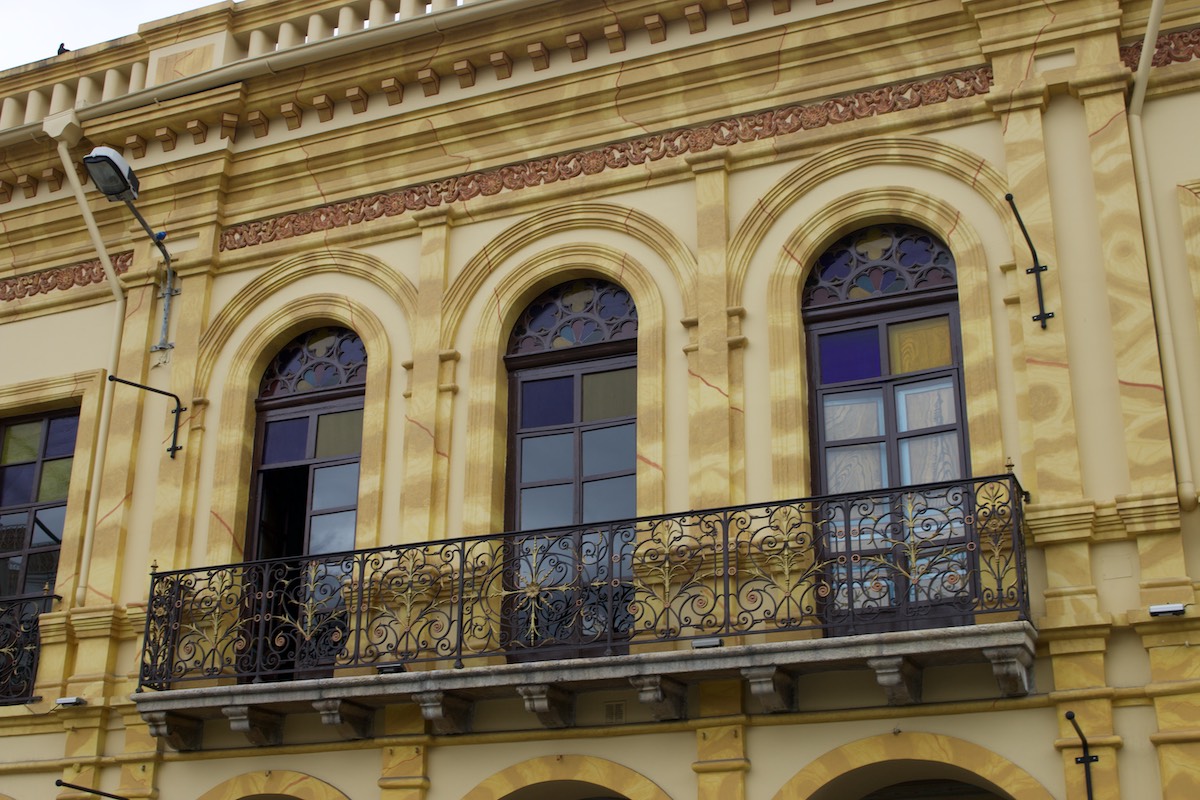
3 0 232 73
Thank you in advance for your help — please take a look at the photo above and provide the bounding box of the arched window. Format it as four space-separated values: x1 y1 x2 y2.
803 224 971 633
504 279 638 657
505 279 638 529
803 224 966 494
248 326 367 561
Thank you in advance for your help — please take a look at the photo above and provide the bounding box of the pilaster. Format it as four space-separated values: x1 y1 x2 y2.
400 207 454 541
685 150 738 508
379 705 430 800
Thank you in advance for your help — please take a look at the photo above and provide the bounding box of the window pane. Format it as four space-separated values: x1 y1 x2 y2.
520 484 574 530
0 556 21 595
0 513 26 553
45 416 78 458
1 421 41 465
582 424 635 477
826 443 887 493
23 550 58 594
308 510 357 555
521 433 574 483
521 377 574 429
896 378 957 432
888 316 951 374
312 463 359 511
263 417 309 464
582 368 636 422
37 457 72 503
32 507 65 546
0 464 35 506
899 432 961 484
818 329 881 384
823 391 883 441
583 475 635 523
315 409 364 459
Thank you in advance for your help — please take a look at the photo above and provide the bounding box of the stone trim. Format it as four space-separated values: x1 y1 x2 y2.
217 67 994 252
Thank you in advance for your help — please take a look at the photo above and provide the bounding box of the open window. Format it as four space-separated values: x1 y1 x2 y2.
243 326 366 678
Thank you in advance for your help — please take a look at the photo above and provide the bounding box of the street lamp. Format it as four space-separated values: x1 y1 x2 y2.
83 146 177 352
82 146 139 202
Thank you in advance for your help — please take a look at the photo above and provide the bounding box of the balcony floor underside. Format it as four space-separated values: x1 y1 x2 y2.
135 620 1036 749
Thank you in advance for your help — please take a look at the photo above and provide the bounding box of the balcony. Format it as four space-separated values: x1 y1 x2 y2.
0 592 55 705
135 475 1035 748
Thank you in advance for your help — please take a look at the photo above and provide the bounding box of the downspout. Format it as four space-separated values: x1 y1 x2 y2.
1126 0 1196 510
43 111 125 606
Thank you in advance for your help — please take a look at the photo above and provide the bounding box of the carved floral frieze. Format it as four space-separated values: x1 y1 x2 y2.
218 67 995 252
0 251 133 303
1121 27 1200 70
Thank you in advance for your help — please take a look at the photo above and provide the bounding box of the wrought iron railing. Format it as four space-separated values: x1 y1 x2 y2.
0 592 56 704
139 475 1028 690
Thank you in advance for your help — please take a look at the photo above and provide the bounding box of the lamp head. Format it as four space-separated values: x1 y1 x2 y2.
83 146 139 201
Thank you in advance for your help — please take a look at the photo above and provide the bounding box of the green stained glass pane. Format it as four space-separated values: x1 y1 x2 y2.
582 368 636 422
37 458 73 502
1 421 41 465
315 410 363 459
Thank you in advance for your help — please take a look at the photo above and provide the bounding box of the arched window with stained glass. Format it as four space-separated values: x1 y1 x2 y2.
504 278 639 658
803 224 965 493
249 326 367 563
803 224 970 633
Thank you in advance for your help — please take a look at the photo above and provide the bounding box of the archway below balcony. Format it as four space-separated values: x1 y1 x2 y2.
194 770 351 800
770 732 1054 800
462 755 672 800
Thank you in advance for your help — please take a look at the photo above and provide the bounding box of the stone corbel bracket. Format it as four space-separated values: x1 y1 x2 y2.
222 704 282 746
983 645 1034 697
144 710 201 751
630 674 686 720
413 690 473 735
517 683 574 728
868 656 922 705
742 665 794 713
312 698 373 740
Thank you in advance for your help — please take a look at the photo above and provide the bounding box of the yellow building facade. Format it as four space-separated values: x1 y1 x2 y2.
2 0 1200 798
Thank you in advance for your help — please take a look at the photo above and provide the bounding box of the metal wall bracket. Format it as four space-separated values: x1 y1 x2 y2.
107 375 187 458
1065 710 1097 800
1005 193 1055 329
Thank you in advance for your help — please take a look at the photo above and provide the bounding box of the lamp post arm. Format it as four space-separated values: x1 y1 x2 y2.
123 199 176 352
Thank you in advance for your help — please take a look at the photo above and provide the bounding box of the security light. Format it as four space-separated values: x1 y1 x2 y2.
1149 603 1186 617
83 146 139 201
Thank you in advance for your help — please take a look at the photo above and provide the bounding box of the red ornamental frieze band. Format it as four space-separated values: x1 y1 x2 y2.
1121 27 1200 70
218 67 995 252
0 251 133 303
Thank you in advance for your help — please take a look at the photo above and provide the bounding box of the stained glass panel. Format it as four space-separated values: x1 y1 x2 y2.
508 279 638 356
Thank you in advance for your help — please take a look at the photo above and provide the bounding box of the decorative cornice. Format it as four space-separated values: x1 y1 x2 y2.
1 251 133 303
218 67 995 252
1121 26 1200 70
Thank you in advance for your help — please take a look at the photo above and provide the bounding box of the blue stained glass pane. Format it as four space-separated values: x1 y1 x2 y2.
521 377 574 428
45 416 78 458
263 418 309 464
819 329 881 384
0 464 35 506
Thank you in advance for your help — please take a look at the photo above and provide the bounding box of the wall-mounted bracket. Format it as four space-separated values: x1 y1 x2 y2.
1065 710 1098 800
107 375 186 458
1005 193 1055 329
